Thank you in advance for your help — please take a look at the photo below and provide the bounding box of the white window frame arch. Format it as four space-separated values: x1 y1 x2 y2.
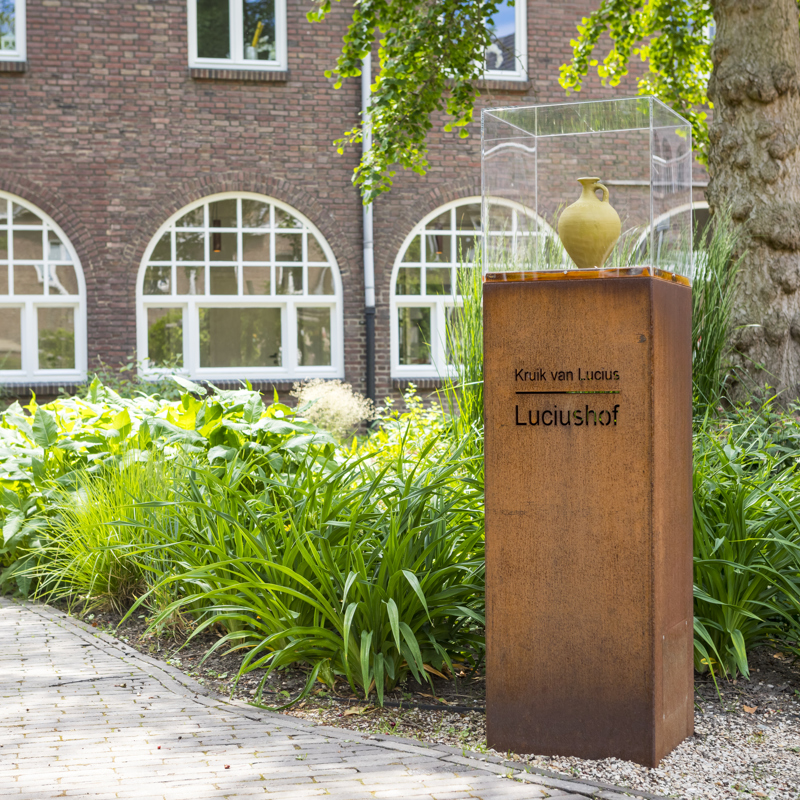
187 0 288 72
390 196 547 379
0 190 87 382
136 192 344 381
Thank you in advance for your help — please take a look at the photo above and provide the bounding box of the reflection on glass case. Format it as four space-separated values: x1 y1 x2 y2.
482 97 694 284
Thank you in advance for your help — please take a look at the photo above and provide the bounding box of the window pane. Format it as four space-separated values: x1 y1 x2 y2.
48 231 71 261
396 267 421 296
147 308 183 367
275 233 302 261
13 264 44 294
446 306 464 364
242 200 270 228
144 266 171 295
0 264 7 294
425 233 451 263
455 203 481 231
210 266 238 295
0 230 7 259
398 307 431 366
210 232 237 261
0 1 16 52
49 264 79 296
426 267 452 296
38 308 75 370
307 235 327 262
243 0 277 62
0 199 6 223
456 235 479 263
308 266 334 295
151 233 171 260
426 210 450 230
199 307 281 367
176 266 205 295
0 306 21 369
242 233 270 262
243 267 270 295
14 230 43 260
177 207 204 227
12 204 39 225
275 208 302 229
402 237 421 263
276 266 302 295
197 0 230 59
176 232 204 261
297 307 331 366
209 199 237 228
486 0 516 72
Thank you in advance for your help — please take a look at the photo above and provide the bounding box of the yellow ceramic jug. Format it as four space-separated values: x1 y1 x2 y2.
557 177 621 269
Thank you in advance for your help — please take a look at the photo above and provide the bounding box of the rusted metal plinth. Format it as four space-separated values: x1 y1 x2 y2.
484 273 693 768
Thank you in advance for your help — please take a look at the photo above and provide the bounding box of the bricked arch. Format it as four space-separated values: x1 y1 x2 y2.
122 172 359 295
0 171 100 278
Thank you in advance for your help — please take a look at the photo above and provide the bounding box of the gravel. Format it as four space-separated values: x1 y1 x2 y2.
75 606 800 800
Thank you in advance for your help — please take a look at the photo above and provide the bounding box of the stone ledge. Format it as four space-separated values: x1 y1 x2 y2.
0 60 26 73
477 78 531 92
1 381 82 398
189 67 289 82
393 377 443 390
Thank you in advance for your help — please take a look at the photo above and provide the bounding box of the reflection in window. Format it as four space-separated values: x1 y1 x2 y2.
147 308 183 368
139 194 341 378
297 307 331 366
0 0 17 54
38 307 75 370
0 192 85 376
0 307 21 370
398 307 430 366
197 0 230 59
485 0 524 77
199 307 281 368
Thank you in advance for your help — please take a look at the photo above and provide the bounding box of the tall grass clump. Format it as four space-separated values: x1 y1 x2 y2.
693 416 800 679
125 440 486 705
30 457 186 614
692 206 742 415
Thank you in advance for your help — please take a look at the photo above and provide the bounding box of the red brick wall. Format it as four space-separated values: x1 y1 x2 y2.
0 0 653 404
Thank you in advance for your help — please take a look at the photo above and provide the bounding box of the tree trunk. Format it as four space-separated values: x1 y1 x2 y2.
707 0 800 398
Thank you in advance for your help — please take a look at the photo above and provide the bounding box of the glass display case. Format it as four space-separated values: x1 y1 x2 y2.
481 97 694 284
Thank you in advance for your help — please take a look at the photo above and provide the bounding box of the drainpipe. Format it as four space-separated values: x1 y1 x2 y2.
361 53 376 403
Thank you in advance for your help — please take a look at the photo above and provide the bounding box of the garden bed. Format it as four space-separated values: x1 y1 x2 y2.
75 604 800 800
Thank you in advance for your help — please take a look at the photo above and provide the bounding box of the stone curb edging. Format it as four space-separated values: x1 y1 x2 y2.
3 597 667 800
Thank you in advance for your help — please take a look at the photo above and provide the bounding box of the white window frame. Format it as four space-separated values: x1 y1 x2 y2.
390 196 549 379
0 0 26 62
0 191 87 382
137 192 344 381
484 0 527 81
187 0 287 72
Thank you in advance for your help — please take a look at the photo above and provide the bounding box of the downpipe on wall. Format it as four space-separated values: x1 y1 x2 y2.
362 53 376 404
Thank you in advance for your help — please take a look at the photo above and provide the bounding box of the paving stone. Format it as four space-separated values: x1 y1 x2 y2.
0 598 658 800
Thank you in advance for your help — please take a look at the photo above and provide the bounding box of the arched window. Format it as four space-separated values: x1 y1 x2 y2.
0 191 86 380
137 193 343 380
391 197 540 377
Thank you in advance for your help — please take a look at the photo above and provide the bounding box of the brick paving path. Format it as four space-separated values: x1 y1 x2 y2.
0 599 652 800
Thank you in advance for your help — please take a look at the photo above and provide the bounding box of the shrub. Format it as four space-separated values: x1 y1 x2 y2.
291 379 374 440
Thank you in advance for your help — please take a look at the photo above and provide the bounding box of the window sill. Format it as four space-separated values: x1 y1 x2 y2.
393 377 444 390
0 60 26 73
189 67 288 83
478 77 530 92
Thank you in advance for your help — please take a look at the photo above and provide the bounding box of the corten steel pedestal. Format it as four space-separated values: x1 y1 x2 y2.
484 270 693 768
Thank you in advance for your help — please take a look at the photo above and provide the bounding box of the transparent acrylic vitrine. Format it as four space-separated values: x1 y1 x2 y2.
481 97 694 285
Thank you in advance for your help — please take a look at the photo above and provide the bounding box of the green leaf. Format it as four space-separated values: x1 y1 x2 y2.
32 409 58 449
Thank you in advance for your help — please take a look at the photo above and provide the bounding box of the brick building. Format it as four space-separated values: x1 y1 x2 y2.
0 0 651 404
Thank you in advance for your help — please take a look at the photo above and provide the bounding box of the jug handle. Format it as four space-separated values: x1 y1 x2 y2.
594 182 609 203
